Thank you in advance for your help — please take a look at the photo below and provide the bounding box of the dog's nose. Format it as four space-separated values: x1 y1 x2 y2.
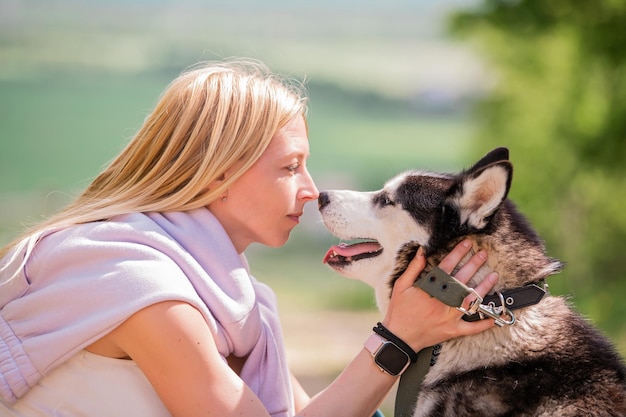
318 191 330 211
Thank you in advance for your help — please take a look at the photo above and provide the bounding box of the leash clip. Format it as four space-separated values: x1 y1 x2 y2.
456 287 483 316
477 291 516 327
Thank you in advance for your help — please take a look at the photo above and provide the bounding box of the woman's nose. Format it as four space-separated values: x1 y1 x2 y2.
301 170 319 201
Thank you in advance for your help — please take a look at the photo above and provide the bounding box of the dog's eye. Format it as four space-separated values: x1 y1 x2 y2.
374 192 395 207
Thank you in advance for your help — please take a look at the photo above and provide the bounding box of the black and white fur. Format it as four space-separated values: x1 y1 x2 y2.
318 147 626 416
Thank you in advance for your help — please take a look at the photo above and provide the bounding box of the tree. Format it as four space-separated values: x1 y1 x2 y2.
449 0 626 346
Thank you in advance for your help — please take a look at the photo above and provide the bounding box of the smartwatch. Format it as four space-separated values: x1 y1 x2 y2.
364 333 411 376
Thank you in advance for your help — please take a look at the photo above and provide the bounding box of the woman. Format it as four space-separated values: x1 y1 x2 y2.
0 59 497 416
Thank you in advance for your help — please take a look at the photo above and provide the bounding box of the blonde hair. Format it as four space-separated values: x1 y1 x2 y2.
0 59 308 270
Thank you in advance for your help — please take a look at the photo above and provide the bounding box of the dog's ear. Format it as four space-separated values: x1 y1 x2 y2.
445 151 513 231
468 147 509 172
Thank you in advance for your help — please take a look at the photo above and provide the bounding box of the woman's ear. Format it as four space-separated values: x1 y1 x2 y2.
208 158 246 193
206 173 226 191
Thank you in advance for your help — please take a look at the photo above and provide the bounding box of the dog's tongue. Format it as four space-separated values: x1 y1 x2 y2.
323 242 381 263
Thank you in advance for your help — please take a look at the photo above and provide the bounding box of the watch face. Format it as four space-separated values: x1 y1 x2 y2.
375 342 410 375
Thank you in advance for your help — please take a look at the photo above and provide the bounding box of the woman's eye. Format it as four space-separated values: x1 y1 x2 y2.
287 163 300 172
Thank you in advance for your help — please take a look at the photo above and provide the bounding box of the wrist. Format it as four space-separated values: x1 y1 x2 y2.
373 322 418 363
380 318 426 352
363 323 418 376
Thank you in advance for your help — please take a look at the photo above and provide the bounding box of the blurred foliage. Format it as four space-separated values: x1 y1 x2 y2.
449 0 626 343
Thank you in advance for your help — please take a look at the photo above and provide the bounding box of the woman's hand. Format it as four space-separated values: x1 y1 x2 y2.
382 240 498 351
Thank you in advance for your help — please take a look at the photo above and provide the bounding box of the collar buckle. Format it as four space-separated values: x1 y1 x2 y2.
457 290 516 327
456 287 483 316
462 282 547 325
476 291 516 327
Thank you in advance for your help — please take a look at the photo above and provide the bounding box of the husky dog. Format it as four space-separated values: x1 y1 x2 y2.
318 148 626 416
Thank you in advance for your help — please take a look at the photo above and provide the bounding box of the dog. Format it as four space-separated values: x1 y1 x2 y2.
318 147 626 416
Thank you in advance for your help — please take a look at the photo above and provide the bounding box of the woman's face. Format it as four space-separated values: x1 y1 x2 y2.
209 115 319 253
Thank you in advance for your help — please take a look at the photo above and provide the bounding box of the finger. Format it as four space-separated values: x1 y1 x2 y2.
458 314 497 336
472 271 498 299
453 250 488 284
456 273 499 335
459 271 498 311
438 239 472 274
394 247 426 291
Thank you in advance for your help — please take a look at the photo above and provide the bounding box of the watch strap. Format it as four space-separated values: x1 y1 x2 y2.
373 322 418 363
364 333 385 355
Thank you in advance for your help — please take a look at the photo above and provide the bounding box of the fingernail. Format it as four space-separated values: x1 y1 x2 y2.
478 250 487 260
417 247 425 257
462 240 471 248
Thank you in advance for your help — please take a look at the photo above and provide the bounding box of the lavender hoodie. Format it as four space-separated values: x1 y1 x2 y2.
0 208 295 416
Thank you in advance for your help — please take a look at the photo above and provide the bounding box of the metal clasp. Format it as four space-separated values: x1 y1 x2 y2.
458 290 516 327
456 288 484 316
480 291 516 327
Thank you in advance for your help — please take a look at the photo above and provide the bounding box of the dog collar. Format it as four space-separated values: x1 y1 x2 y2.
415 266 548 326
462 281 548 322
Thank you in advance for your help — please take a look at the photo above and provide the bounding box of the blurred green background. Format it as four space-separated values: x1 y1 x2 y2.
1 0 625 412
